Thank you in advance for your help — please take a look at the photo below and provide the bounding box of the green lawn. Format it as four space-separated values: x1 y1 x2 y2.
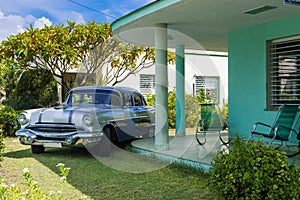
0 137 215 200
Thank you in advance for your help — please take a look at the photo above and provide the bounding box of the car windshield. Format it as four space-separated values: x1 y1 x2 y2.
67 90 121 106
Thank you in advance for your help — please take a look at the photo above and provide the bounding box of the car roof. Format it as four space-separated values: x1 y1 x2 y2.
69 86 140 94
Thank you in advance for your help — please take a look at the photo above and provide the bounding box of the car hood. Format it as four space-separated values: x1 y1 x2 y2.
27 104 106 124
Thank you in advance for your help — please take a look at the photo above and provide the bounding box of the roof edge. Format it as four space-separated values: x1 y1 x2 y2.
111 0 180 33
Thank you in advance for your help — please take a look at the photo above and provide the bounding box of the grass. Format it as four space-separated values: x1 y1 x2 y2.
0 137 216 200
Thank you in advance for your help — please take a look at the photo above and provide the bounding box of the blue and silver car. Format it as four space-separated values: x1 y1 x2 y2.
16 86 155 155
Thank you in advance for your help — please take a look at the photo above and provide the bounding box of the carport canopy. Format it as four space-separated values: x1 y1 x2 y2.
111 0 300 149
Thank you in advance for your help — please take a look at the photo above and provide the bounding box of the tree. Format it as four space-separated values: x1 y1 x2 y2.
0 60 9 89
0 21 110 99
69 32 175 87
0 60 18 104
0 21 175 100
78 39 157 86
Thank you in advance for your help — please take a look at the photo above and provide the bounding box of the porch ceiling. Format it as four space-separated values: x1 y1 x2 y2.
111 0 300 52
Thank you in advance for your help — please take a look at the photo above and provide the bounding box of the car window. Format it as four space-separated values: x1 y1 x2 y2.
72 93 94 105
123 93 132 106
94 92 111 104
69 90 112 105
110 92 121 106
67 89 141 107
133 94 143 106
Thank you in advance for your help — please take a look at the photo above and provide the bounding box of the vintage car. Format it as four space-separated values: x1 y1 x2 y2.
16 86 155 155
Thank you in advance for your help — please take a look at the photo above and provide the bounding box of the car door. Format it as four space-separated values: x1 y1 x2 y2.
116 92 152 140
129 93 152 131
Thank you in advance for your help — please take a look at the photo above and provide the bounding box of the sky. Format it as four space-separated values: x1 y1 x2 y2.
0 0 155 41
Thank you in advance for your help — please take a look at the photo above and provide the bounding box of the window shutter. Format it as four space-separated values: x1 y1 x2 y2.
270 38 300 107
195 76 219 102
139 74 155 94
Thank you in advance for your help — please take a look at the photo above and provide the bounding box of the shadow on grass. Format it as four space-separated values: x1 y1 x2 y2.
4 142 214 200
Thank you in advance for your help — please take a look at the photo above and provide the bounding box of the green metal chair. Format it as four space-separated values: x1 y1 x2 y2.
247 104 300 157
195 103 230 145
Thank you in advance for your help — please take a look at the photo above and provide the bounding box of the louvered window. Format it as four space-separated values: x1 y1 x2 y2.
195 76 219 102
139 74 155 95
268 36 300 109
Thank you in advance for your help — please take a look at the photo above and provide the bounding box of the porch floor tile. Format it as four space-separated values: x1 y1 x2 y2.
131 133 300 169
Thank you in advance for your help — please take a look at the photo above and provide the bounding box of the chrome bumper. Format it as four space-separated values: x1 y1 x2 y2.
16 129 103 146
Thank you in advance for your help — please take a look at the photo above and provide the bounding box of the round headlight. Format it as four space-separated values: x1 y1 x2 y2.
18 114 29 125
82 114 94 126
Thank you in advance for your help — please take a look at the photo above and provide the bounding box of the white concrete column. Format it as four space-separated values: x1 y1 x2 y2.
154 23 169 150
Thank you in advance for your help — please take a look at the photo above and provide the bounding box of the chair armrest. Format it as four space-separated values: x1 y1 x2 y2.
252 122 271 132
274 125 298 140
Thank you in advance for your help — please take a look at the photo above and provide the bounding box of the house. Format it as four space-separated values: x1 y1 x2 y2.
111 0 300 148
116 50 228 106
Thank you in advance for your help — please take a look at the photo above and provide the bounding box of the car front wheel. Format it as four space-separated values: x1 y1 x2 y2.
31 145 45 154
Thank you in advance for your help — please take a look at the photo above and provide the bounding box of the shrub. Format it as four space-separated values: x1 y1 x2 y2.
221 103 228 120
145 93 155 107
168 90 176 128
0 129 4 164
209 136 300 199
184 94 198 128
0 105 20 137
146 91 201 129
145 88 229 129
5 68 58 110
146 91 178 128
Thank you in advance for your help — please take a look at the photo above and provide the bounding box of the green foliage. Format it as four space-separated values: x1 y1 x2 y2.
0 21 177 100
0 61 10 88
5 68 58 110
0 164 77 200
0 129 4 164
0 21 111 98
146 91 182 128
209 136 300 200
0 105 20 137
197 88 208 104
0 62 18 104
221 103 228 119
108 45 175 84
56 163 71 183
146 90 218 128
184 93 199 128
2 137 216 199
146 89 218 128
168 90 176 128
145 93 155 106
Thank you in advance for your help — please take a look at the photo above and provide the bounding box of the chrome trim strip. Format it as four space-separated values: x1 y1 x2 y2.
38 108 47 123
16 129 103 140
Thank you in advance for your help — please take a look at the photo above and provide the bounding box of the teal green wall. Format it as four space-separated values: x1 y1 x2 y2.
228 14 300 140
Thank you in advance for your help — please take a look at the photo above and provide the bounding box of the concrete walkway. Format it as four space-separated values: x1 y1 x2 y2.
131 133 229 170
131 133 300 170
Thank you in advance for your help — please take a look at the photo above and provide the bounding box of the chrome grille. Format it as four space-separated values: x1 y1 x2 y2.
27 123 82 133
